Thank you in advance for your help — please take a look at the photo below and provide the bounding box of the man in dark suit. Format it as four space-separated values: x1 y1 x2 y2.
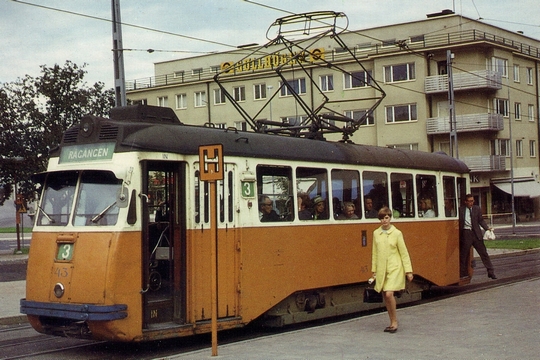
459 194 496 279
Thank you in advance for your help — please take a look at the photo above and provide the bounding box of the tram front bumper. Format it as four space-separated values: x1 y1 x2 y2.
20 299 128 321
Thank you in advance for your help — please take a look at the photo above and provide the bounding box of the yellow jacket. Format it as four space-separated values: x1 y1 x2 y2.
371 225 413 292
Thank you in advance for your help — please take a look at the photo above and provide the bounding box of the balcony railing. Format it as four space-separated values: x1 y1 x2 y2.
426 113 503 135
425 70 502 94
127 28 540 92
462 155 506 172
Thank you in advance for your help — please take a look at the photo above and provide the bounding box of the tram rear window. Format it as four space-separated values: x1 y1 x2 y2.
37 170 122 226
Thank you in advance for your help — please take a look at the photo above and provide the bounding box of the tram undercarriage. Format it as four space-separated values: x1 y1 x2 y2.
258 280 428 328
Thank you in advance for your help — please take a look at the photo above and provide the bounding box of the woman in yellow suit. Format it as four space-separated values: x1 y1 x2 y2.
371 207 413 333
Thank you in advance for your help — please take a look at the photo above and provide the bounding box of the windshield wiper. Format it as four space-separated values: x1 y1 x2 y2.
91 201 117 223
37 205 55 224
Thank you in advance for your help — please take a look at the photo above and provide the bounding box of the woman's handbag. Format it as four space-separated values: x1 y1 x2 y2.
363 278 383 303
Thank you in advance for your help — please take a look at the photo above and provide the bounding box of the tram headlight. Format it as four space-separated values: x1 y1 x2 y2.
53 283 65 298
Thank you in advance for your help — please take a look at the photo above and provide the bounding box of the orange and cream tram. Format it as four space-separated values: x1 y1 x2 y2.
21 105 471 341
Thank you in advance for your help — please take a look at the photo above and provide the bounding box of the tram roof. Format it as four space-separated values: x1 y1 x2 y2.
118 123 467 174
56 106 469 174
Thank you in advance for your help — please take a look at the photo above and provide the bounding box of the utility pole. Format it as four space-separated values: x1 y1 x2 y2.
112 0 126 107
447 50 458 158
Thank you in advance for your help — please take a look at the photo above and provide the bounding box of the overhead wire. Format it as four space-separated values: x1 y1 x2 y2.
11 0 537 119
10 0 239 50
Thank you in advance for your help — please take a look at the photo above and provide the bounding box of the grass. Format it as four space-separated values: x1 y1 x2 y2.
0 227 33 233
484 238 540 250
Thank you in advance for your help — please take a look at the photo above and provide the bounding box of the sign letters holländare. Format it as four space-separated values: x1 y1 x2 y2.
59 143 115 163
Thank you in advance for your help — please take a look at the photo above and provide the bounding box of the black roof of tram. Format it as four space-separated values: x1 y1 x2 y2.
56 105 468 174
118 123 468 173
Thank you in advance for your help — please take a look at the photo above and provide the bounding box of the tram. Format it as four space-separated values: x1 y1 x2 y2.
20 104 471 341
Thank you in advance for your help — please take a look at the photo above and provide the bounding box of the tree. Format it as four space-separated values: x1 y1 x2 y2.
0 61 115 205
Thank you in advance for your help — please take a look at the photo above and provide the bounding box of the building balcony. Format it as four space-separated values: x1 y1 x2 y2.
462 155 506 172
426 113 503 135
425 70 502 94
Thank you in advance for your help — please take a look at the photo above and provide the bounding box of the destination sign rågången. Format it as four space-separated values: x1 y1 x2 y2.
59 143 115 163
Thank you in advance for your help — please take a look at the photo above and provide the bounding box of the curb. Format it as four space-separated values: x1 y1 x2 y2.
0 315 28 326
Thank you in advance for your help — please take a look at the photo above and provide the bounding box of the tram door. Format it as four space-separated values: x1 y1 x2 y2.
142 161 186 327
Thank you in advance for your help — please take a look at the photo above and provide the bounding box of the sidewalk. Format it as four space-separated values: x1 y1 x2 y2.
166 278 540 359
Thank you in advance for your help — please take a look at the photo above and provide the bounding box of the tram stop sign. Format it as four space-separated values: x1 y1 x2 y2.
198 144 224 181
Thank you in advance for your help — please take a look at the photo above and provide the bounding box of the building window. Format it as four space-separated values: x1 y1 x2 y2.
491 57 508 77
495 98 509 117
132 99 148 105
213 88 226 105
344 71 372 89
320 75 334 92
214 123 227 129
527 68 534 85
344 110 374 126
513 64 520 82
176 94 187 109
409 35 425 43
388 143 419 151
384 63 415 83
157 96 168 107
528 104 535 122
281 115 307 126
386 104 417 123
491 139 510 157
280 78 306 96
192 68 203 76
211 65 220 73
254 83 267 100
515 102 521 120
530 140 537 157
174 71 185 79
235 121 247 131
194 91 206 107
233 86 246 101
357 42 372 52
516 140 523 157
381 38 396 47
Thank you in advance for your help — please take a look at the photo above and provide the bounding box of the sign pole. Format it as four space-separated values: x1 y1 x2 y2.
209 180 218 356
198 144 223 357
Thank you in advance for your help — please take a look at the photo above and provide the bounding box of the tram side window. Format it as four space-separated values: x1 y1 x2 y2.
390 173 415 218
331 169 361 219
457 177 467 209
74 171 122 226
218 169 234 223
38 171 78 226
443 176 457 217
362 171 389 218
417 174 438 218
297 167 329 220
194 170 210 224
257 165 292 222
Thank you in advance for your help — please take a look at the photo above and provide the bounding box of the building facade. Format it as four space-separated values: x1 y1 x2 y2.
126 11 540 221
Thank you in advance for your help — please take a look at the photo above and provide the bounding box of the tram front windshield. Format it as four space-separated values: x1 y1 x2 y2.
37 170 122 226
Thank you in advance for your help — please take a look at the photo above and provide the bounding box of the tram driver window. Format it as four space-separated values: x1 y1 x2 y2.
38 171 78 226
296 167 329 220
256 165 292 221
416 174 438 218
362 171 389 218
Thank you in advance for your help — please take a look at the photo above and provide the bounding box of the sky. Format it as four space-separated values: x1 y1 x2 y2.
1 0 539 90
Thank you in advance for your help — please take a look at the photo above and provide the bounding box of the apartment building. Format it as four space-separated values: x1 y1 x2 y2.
126 10 540 220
